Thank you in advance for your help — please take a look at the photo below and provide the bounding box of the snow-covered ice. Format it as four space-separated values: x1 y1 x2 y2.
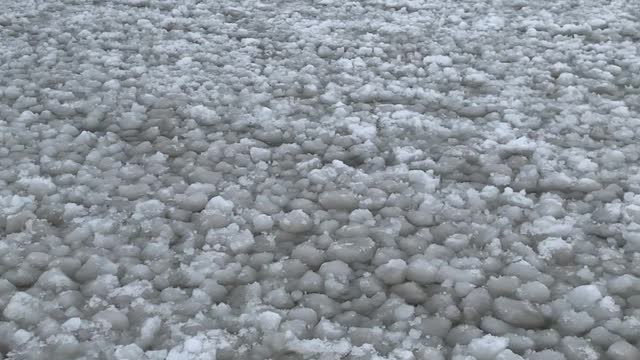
1 0 640 358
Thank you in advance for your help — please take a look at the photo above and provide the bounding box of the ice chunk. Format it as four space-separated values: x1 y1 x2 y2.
406 258 441 287
348 122 377 141
92 308 130 330
499 136 536 157
249 147 271 162
537 237 573 261
444 234 470 252
560 336 600 360
467 335 509 360
118 111 145 130
493 297 545 329
226 229 255 253
496 349 524 360
487 276 520 297
607 340 640 360
298 271 323 293
133 199 166 219
318 260 352 279
319 190 359 210
527 217 574 237
114 344 145 360
187 105 220 125
205 196 234 213
279 209 313 233
438 265 485 285
566 285 602 310
517 281 551 303
461 288 493 315
527 350 567 360
5 211 35 233
327 237 376 264
17 177 57 197
3 292 44 325
408 170 440 193
375 259 407 285
287 338 351 357
557 310 595 335
292 243 325 268
394 146 424 163
258 311 282 332
36 268 77 292
313 318 345 340
415 347 446 360
423 55 453 67
178 192 208 212
139 316 162 347
446 324 483 346
421 316 452 338
392 282 427 304
302 294 341 318
501 187 534 208
12 328 32 347
265 288 293 308
253 214 274 232
184 338 203 353
607 275 639 296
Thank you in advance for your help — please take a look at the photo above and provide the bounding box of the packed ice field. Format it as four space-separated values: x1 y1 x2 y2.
1 0 640 359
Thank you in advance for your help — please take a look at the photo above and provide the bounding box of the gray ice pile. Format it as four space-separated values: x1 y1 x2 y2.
1 0 640 359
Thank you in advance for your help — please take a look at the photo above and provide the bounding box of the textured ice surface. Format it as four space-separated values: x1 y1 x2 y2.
1 0 640 359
